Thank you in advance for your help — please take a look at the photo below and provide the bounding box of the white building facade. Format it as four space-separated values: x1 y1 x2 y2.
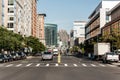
85 0 120 40
73 21 86 44
0 0 33 37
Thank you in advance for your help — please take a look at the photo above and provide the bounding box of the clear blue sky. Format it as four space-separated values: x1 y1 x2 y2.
37 0 101 33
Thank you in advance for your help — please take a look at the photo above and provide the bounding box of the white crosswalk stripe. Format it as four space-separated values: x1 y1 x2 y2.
82 63 87 67
107 64 116 67
46 64 49 67
73 64 78 67
0 63 118 68
99 64 106 67
26 63 32 67
55 64 59 67
36 64 40 67
5 64 13 67
64 64 68 67
91 64 96 67
16 64 22 67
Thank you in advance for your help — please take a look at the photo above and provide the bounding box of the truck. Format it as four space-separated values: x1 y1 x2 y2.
53 48 59 56
93 43 110 60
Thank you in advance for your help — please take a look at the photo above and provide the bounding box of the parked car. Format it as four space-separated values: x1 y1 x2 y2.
102 52 119 63
114 49 120 60
6 54 13 61
0 54 9 63
41 52 53 60
17 52 26 59
11 52 21 60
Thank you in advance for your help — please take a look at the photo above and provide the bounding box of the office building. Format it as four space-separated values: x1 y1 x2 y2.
73 21 86 45
102 2 120 37
45 23 57 47
85 0 120 43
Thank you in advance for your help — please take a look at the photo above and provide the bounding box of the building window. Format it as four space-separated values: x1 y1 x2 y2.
8 7 14 13
8 0 14 5
8 16 14 21
7 23 14 28
80 27 84 29
106 16 109 22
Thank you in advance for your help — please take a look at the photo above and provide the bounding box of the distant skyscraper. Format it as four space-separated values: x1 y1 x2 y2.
45 23 57 47
58 29 69 47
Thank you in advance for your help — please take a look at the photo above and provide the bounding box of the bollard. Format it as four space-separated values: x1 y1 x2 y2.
58 53 61 64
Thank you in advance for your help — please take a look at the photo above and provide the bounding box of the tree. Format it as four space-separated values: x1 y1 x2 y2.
0 27 23 51
102 28 120 51
24 36 46 54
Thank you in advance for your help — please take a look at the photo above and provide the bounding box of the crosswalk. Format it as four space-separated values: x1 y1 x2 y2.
0 63 117 68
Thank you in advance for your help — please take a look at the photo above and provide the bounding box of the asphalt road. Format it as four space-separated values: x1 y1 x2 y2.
0 55 120 80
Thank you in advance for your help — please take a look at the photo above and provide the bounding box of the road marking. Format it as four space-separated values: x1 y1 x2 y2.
107 64 116 67
36 64 40 67
55 64 59 67
16 64 22 67
46 64 49 67
82 63 87 67
91 64 96 67
26 63 32 67
73 64 78 67
64 64 68 67
5 64 13 67
99 64 105 67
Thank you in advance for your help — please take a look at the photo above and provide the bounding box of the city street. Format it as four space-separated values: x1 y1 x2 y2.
0 55 120 80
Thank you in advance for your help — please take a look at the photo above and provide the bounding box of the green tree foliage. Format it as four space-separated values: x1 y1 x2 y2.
0 27 23 51
102 29 120 50
0 27 46 53
24 36 46 54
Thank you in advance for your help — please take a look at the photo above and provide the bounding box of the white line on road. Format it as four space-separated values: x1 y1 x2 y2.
82 63 87 67
91 64 96 67
16 64 22 67
73 64 78 67
26 63 32 67
55 64 59 67
64 64 68 67
99 64 105 67
6 64 13 67
46 64 49 67
107 64 116 67
36 64 40 67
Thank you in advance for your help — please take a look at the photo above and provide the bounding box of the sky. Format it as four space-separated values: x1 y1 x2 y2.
37 0 101 33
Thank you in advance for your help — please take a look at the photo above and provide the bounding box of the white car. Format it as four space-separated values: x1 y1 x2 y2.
102 52 119 63
41 52 53 60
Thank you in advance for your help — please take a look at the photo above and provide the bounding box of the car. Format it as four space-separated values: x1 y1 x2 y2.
11 52 21 60
6 54 14 61
17 52 26 59
0 54 9 63
102 52 119 63
41 52 53 60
